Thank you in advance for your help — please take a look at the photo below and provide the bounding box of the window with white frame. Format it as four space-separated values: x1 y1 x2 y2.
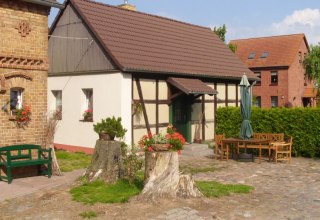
271 71 278 84
82 89 93 121
10 88 23 114
52 90 62 119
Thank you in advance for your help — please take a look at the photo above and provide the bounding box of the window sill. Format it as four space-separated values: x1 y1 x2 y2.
8 116 16 121
269 83 278 86
79 119 93 122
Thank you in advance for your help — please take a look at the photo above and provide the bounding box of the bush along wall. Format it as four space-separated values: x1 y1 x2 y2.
216 107 320 158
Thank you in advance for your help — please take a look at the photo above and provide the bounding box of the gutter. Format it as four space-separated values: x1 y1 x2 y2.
22 0 64 9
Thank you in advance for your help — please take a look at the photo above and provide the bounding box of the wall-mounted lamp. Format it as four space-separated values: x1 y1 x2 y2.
281 95 285 99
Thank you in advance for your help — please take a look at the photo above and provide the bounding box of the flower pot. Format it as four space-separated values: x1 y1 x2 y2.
151 144 170 151
99 133 115 141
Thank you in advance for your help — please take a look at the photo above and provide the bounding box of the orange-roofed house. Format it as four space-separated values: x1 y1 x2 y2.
231 34 317 108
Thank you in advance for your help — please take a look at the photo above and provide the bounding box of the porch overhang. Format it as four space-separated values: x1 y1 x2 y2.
303 88 318 98
167 77 217 96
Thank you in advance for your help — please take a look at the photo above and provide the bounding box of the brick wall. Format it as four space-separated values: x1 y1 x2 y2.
0 1 49 147
252 40 309 108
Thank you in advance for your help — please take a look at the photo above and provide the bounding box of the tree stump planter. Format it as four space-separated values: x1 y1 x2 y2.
140 151 202 200
85 140 124 184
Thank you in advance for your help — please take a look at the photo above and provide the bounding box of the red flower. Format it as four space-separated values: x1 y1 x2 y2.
148 147 153 152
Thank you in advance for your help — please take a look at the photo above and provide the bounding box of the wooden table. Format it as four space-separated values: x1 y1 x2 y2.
221 138 271 163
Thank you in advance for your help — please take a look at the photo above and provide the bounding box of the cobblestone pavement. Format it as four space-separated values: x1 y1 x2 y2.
0 156 319 220
179 156 320 220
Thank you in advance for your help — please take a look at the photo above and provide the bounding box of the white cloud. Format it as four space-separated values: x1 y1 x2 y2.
226 8 320 45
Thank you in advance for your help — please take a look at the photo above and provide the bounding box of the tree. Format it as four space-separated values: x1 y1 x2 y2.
303 43 320 93
213 24 237 53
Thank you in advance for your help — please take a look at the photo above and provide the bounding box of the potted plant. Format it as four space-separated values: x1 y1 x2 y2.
83 109 93 121
139 124 186 153
93 116 127 140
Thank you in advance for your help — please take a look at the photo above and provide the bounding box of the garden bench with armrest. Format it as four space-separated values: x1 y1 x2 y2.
237 133 284 162
0 144 52 184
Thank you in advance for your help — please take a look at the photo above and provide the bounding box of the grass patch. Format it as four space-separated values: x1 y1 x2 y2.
180 165 217 175
79 211 97 219
56 151 92 172
196 181 254 197
70 175 144 204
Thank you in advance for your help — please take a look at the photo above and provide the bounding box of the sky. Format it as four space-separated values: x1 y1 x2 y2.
50 0 320 45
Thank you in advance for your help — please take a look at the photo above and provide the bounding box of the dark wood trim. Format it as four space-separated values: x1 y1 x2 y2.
133 99 170 104
193 99 238 104
135 78 151 134
131 78 134 144
134 123 169 129
236 84 239 107
170 91 184 100
202 95 205 141
225 83 228 106
214 83 217 132
156 79 159 134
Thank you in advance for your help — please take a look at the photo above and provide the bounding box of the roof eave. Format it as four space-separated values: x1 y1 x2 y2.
123 68 258 82
22 0 65 8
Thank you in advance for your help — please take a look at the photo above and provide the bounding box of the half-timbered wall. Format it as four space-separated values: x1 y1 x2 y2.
132 78 169 143
132 78 239 144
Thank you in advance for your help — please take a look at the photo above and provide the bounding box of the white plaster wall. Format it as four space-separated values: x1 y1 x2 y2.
48 72 132 148
228 84 237 100
217 83 226 101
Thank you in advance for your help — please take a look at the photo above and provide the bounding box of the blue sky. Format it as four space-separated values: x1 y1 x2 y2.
50 0 320 44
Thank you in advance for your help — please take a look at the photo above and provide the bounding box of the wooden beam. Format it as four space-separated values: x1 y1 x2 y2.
214 83 217 132
170 91 184 100
202 95 205 141
135 78 151 134
156 79 159 134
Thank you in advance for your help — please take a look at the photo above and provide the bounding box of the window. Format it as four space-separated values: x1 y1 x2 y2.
10 88 23 114
271 96 278 108
260 51 269 58
271 71 278 84
299 51 302 63
52 90 62 119
255 96 261 108
254 72 261 85
248 52 256 59
82 89 93 121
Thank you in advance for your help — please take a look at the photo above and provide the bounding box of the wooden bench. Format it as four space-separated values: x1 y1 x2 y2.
0 144 52 184
237 133 284 163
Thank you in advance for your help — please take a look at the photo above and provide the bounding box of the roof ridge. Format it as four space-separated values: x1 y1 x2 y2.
230 33 305 42
78 0 210 31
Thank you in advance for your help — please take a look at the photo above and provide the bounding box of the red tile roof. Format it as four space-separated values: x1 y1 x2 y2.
230 34 309 68
67 0 254 80
303 88 318 98
167 77 217 95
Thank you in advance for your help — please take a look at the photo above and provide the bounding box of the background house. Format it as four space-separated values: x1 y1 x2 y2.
231 34 317 108
0 0 62 147
48 0 256 152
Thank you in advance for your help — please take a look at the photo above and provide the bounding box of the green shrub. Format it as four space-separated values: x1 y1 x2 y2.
93 116 127 139
216 107 320 157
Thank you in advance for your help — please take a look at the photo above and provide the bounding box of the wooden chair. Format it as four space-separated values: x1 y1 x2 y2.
214 134 228 160
273 136 292 163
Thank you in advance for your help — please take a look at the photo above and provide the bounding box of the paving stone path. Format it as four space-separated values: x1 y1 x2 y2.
0 155 319 220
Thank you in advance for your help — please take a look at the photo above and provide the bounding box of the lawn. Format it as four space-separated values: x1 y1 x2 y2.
70 176 144 204
196 181 254 197
56 150 92 172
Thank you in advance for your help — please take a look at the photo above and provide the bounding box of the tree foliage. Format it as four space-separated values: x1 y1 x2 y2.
303 43 320 92
212 24 237 53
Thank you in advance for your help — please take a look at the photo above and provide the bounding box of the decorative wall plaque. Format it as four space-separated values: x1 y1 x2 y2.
16 21 31 37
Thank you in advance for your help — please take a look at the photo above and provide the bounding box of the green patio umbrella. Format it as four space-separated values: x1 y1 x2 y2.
239 74 253 139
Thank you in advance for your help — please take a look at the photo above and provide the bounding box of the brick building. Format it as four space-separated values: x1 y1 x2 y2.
231 34 317 108
0 0 62 147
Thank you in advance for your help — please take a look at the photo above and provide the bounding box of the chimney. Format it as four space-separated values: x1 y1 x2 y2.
118 0 136 11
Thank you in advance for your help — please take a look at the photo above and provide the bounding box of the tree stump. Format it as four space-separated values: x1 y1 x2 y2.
141 151 202 200
85 140 124 184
